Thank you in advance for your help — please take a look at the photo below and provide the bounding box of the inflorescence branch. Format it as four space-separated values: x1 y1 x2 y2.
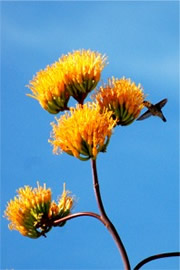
91 158 131 270
134 252 180 270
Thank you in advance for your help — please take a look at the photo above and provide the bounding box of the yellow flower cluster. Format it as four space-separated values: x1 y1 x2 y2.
27 65 70 114
27 49 106 113
4 49 150 239
4 183 74 238
56 50 106 103
49 183 73 218
49 103 116 160
95 77 145 126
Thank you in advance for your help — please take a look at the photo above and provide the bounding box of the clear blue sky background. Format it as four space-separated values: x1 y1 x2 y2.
1 1 179 269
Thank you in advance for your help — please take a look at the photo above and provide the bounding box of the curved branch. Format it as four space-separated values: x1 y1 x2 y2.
91 159 131 270
53 211 105 226
134 252 180 270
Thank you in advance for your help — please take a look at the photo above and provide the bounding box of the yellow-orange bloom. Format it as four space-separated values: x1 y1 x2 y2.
49 103 116 160
27 49 107 113
4 183 74 238
56 49 107 104
27 64 70 114
49 183 74 219
4 183 52 238
58 183 74 213
95 77 145 126
49 183 74 227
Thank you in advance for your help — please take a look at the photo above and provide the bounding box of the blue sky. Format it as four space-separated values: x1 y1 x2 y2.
1 1 179 269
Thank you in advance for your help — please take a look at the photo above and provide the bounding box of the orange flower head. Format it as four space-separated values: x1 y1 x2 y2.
56 49 107 104
49 183 74 219
4 183 74 238
49 103 116 160
27 49 107 112
95 77 145 126
27 64 70 114
4 182 52 238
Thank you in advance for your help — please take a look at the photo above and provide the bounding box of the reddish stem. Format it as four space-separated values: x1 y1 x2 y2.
91 158 131 270
134 252 180 269
53 212 105 226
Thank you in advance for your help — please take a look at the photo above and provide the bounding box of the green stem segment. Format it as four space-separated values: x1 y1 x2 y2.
91 158 131 270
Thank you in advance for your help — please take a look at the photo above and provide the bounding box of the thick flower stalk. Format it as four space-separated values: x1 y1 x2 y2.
27 49 107 112
4 183 74 238
95 77 145 126
49 103 116 161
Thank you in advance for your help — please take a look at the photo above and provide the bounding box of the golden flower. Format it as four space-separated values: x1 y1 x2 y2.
57 49 107 104
4 183 74 238
95 77 145 126
27 64 70 114
49 183 74 227
49 103 116 160
27 49 106 112
58 183 74 213
4 182 52 238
